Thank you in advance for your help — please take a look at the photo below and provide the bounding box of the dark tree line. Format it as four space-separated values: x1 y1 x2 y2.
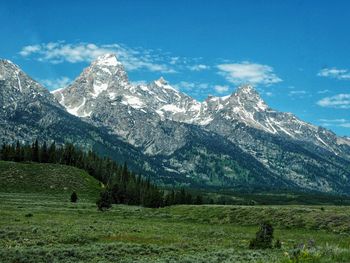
0 140 203 208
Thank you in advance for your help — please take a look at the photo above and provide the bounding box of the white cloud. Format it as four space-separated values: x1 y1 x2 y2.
288 90 307 96
214 85 229 93
19 45 41 56
169 57 179 65
217 62 282 86
317 94 350 109
319 118 347 124
318 68 350 80
173 81 210 92
188 64 210 71
40 76 72 90
317 89 330 94
340 123 350 128
173 81 194 90
19 42 176 73
319 118 350 129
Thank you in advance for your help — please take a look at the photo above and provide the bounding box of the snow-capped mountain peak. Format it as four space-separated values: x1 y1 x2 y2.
227 85 268 112
153 76 180 94
52 53 131 117
236 84 255 94
93 53 122 67
155 76 168 86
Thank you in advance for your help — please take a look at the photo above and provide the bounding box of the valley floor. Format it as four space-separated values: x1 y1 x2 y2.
1 193 350 263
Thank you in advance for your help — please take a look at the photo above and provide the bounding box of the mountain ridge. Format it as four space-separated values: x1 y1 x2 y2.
1 54 350 194
52 54 350 156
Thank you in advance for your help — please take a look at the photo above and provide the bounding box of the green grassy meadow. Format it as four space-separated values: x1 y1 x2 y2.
1 161 350 262
1 193 350 262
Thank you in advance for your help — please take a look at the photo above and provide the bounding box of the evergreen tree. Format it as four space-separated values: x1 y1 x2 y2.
1 143 10 161
121 162 129 182
48 142 57 163
96 190 112 211
70 191 78 203
40 141 49 163
194 195 203 205
32 139 39 162
14 141 22 162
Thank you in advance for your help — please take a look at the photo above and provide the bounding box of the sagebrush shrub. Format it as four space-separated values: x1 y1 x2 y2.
249 222 274 249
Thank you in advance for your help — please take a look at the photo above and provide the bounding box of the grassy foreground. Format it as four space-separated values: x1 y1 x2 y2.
1 193 350 263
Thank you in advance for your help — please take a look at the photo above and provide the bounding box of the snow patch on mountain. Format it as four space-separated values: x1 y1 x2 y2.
92 81 108 98
66 97 91 117
160 104 186 113
122 95 145 109
94 53 121 67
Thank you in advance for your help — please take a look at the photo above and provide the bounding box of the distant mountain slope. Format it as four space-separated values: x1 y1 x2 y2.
0 161 101 199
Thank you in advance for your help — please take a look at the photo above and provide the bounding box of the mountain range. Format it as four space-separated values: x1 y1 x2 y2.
1 54 350 194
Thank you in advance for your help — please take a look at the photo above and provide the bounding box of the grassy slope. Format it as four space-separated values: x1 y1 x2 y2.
0 161 102 201
1 193 350 262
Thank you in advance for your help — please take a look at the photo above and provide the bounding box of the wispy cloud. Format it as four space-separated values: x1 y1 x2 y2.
19 45 41 56
188 64 210 71
319 118 350 128
288 90 310 99
40 76 72 90
317 89 330 94
19 42 176 73
319 118 347 123
289 90 307 95
317 94 350 109
217 62 282 86
214 85 229 93
174 81 210 91
318 67 350 80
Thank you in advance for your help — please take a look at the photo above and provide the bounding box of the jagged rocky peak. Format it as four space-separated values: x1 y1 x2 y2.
51 53 133 117
236 84 256 94
151 76 181 96
0 59 20 80
0 59 62 113
155 76 168 85
93 53 122 67
234 85 261 100
0 58 49 97
154 76 171 88
77 53 129 86
0 59 19 69
88 53 127 77
230 84 268 112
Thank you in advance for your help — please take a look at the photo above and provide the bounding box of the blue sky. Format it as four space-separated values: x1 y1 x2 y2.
1 0 349 136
